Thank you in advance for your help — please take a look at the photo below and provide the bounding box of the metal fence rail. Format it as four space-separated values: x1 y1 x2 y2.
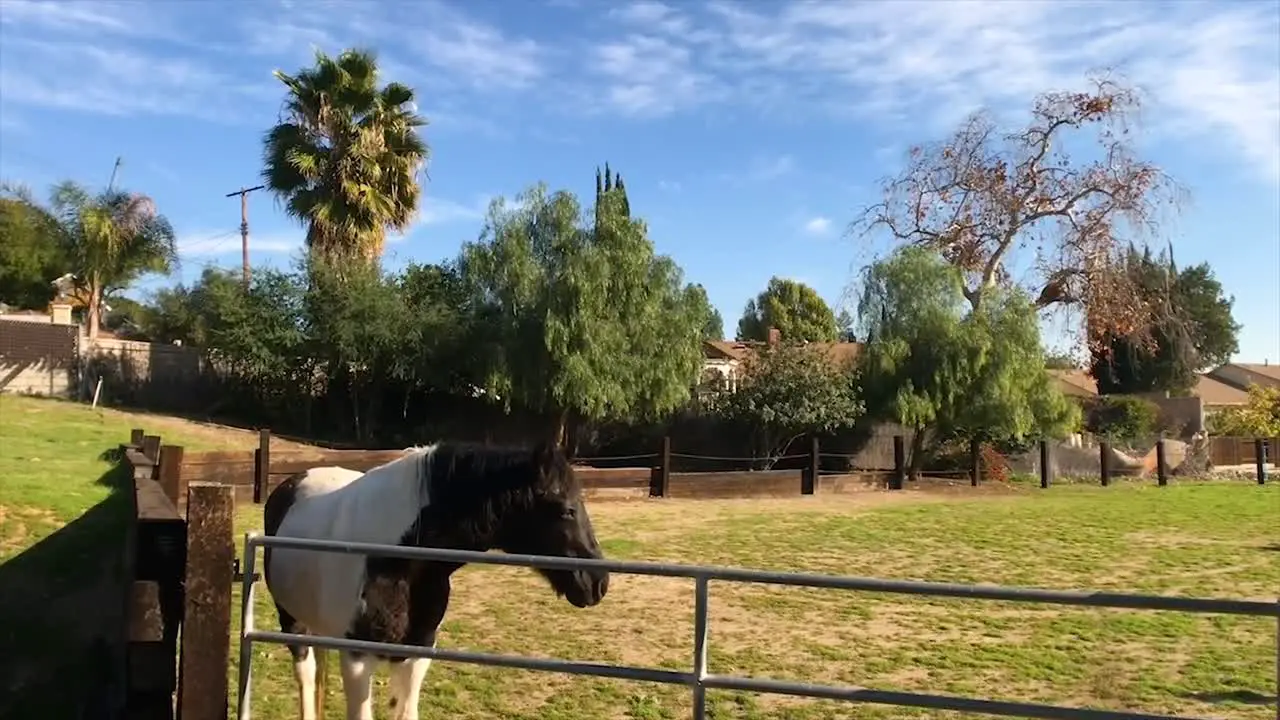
236 533 1280 720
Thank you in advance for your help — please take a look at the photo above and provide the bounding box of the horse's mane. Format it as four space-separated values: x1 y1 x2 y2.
407 441 576 547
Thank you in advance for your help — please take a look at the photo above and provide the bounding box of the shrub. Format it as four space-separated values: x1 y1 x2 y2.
1085 395 1160 441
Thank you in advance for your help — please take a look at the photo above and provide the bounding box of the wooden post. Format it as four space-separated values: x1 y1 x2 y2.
1039 440 1051 489
130 427 145 448
142 434 162 465
1255 438 1268 485
650 436 671 498
969 437 982 487
253 428 271 504
125 580 173 720
158 445 185 510
178 484 235 720
803 436 819 495
1156 439 1168 487
1099 441 1112 487
891 435 906 491
133 483 185 720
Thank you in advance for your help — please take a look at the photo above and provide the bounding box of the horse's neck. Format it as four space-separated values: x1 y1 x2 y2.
336 453 430 546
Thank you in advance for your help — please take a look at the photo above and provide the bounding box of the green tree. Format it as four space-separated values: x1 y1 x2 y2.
683 283 724 340
0 185 68 309
1089 246 1240 395
459 182 707 445
711 342 862 465
857 246 1078 477
1084 395 1160 442
736 277 839 342
262 48 429 264
24 180 177 340
1208 385 1280 438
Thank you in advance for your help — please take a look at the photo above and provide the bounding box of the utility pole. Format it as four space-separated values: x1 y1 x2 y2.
107 156 123 191
225 185 265 289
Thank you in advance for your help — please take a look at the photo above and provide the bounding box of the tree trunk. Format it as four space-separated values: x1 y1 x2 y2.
908 427 928 482
86 280 102 341
552 407 570 448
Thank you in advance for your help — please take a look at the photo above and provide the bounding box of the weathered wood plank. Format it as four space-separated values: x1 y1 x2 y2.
667 469 803 499
178 484 234 720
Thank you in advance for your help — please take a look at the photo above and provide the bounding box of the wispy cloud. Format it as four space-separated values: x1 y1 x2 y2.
177 229 299 257
416 196 487 228
657 179 683 193
803 216 832 236
598 0 1280 183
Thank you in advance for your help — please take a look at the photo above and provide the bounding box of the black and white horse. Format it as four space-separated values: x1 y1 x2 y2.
262 441 610 720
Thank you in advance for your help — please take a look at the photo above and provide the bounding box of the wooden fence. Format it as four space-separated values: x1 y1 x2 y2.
121 429 234 720
112 426 1274 717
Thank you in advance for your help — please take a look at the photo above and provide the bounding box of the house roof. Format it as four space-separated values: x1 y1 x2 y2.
701 339 862 366
1048 369 1098 397
1230 363 1280 383
1193 374 1250 406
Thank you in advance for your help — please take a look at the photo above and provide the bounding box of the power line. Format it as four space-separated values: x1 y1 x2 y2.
224 184 266 289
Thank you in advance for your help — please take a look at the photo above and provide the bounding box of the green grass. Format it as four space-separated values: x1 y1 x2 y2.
0 394 285 718
231 484 1280 720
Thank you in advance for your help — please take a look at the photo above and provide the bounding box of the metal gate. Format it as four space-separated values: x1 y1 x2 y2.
236 532 1279 720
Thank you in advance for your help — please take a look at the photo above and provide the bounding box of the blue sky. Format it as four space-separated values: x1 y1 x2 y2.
1 0 1277 362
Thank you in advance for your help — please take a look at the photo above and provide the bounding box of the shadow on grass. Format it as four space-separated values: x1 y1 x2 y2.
1177 689 1277 706
1259 543 1280 553
0 461 132 720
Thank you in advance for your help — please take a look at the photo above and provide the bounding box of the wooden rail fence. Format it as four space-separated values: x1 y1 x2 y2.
115 427 1273 717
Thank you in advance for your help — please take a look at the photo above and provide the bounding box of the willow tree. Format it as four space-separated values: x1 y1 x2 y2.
262 48 428 264
460 182 708 446
850 74 1183 353
857 246 1078 476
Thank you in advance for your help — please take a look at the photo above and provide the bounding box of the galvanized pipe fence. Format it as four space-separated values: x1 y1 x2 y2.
236 532 1280 720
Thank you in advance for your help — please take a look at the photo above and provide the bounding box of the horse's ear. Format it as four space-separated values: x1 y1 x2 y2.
531 441 563 475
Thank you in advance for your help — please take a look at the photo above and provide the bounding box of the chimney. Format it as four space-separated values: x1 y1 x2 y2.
49 303 72 325
767 327 781 347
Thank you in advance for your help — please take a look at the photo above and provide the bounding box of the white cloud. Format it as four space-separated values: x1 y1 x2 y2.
416 196 486 228
177 229 299 257
657 179 682 192
803 216 832 236
595 0 1279 183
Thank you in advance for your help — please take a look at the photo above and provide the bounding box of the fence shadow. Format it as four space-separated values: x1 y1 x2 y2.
0 462 132 719
1177 689 1276 706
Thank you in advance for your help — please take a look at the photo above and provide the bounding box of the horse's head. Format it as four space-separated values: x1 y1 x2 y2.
496 442 609 608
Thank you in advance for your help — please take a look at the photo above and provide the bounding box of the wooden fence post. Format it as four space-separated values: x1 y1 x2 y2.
125 580 172 720
650 436 671 498
253 428 271 504
1156 439 1168 487
1255 438 1268 485
1039 440 1051 489
130 428 145 448
802 436 819 495
891 435 906 491
178 484 235 720
142 434 162 465
969 438 982 487
1099 441 1112 487
158 445 185 510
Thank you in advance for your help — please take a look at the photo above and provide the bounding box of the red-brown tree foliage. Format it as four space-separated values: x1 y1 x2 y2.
851 73 1185 354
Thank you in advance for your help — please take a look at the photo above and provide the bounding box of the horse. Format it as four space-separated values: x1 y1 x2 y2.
261 441 610 720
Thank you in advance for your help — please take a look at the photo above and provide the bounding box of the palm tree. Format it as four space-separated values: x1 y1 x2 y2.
40 180 177 340
262 48 429 265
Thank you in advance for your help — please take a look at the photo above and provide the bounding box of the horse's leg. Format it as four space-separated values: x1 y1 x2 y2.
338 650 377 720
387 652 433 720
387 568 452 720
275 602 318 720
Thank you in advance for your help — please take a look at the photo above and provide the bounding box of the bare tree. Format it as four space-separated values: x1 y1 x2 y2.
850 73 1185 352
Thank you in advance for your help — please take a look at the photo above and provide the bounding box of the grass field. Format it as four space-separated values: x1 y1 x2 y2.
230 483 1279 719
0 394 312 718
2 394 1276 720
